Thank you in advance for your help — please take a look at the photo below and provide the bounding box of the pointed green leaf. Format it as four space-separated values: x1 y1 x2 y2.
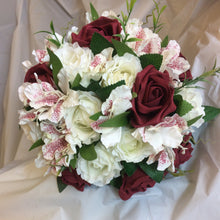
139 54 163 70
79 142 97 161
29 138 44 151
203 105 220 122
70 73 81 89
111 38 136 57
47 48 63 87
90 32 114 55
121 161 138 176
34 30 52 35
95 80 126 101
47 38 61 48
89 111 102 121
126 37 142 42
174 95 193 117
50 21 55 34
57 176 68 193
69 156 77 170
109 176 123 189
161 35 168 47
99 112 130 127
138 160 164 183
187 115 203 127
90 3 99 21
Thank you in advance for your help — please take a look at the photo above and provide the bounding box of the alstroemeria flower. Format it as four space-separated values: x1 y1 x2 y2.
91 85 132 148
160 40 190 78
76 142 122 186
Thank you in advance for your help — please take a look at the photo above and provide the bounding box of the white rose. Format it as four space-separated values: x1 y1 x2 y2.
76 142 122 186
102 53 142 88
112 128 154 163
55 42 93 83
179 88 205 128
64 91 101 149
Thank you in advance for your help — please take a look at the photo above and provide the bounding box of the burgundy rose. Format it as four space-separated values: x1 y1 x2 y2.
24 63 55 86
174 133 193 168
61 168 90 191
179 53 192 82
119 169 156 200
71 16 121 47
130 65 176 127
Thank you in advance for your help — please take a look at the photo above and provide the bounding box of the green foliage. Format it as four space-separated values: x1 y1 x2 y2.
79 142 97 161
111 39 137 57
138 160 164 183
161 35 168 47
174 95 193 117
170 169 193 177
99 112 130 127
69 155 77 170
121 161 138 176
90 3 99 21
90 32 114 55
203 105 220 122
139 54 163 70
57 176 68 193
109 176 123 189
144 0 166 33
89 112 102 121
47 48 63 88
95 80 126 101
70 73 82 89
29 138 44 151
187 115 203 127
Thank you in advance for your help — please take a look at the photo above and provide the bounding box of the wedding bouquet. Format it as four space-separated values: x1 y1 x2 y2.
18 0 220 200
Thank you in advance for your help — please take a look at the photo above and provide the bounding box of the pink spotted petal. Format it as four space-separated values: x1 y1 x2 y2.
18 109 37 125
40 122 62 136
38 100 64 123
42 137 68 161
167 57 190 75
157 150 171 171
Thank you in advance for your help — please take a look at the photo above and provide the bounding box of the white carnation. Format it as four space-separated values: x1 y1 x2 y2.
112 128 154 163
64 91 101 149
102 53 142 88
179 88 205 128
76 142 122 186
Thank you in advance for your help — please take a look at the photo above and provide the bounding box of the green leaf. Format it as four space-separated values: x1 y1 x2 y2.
29 138 44 151
111 38 136 57
109 176 123 189
95 80 126 101
160 5 167 14
99 112 130 127
90 3 99 21
139 54 163 70
57 176 68 193
174 95 193 117
34 30 52 35
89 111 102 121
203 105 220 122
90 32 114 55
161 35 168 47
70 73 81 89
138 160 164 183
79 142 97 161
126 37 142 42
50 21 55 34
121 161 138 176
47 38 61 48
47 48 63 88
130 0 137 11
187 115 203 127
69 156 77 170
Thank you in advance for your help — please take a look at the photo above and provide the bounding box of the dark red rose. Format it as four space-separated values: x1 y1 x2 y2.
130 65 176 127
179 53 192 82
174 133 193 168
24 63 55 86
61 168 90 191
71 16 121 47
119 169 156 200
